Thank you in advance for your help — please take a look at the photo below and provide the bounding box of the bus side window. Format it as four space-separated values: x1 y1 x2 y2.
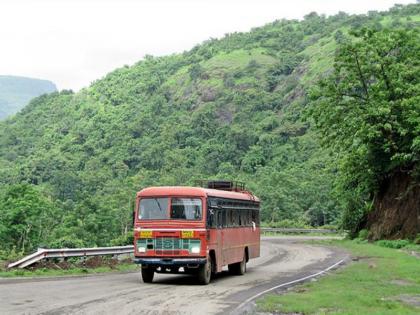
207 208 216 228
217 210 223 229
222 209 226 227
233 209 238 227
244 210 248 226
252 210 260 226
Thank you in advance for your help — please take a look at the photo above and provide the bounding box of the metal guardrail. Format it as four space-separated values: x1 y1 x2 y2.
8 245 134 269
261 228 337 234
8 228 337 269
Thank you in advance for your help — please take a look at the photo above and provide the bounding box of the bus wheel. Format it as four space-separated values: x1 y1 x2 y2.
228 252 246 275
198 257 212 285
141 266 155 283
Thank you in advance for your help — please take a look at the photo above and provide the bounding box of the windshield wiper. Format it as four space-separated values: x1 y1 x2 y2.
153 198 163 212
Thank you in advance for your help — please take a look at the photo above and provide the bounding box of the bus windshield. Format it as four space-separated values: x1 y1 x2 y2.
139 197 202 220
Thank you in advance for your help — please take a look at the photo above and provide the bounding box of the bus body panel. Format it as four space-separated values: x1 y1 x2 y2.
220 226 260 265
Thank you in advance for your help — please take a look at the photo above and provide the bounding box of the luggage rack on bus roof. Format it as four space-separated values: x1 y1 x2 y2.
194 180 246 192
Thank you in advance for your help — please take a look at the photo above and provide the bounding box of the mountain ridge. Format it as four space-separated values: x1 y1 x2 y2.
0 75 57 120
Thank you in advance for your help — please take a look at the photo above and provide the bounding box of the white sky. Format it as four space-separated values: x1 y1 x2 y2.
0 0 415 91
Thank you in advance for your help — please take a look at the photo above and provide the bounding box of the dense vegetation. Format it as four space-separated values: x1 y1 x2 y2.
0 75 56 120
310 27 420 236
0 4 418 255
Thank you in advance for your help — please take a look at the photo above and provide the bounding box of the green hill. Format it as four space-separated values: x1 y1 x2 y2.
0 75 56 120
0 4 418 252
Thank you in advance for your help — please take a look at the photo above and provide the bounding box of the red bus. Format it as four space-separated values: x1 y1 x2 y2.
133 181 260 284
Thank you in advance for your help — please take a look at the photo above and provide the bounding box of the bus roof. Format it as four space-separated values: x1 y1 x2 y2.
137 186 260 202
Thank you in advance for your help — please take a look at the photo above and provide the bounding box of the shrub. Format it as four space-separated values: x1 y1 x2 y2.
320 224 338 230
110 233 134 246
375 239 411 249
267 219 310 229
48 237 85 249
0 247 24 261
358 229 369 240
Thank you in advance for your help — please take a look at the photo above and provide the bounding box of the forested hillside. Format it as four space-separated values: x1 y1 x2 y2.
0 76 56 120
0 4 418 254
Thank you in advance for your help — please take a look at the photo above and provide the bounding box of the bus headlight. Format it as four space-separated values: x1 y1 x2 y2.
138 246 146 253
190 246 200 254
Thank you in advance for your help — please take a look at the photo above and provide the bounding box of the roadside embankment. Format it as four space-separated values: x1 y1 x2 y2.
257 239 420 315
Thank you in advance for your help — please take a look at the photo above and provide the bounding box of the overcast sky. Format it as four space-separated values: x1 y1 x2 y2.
0 0 415 91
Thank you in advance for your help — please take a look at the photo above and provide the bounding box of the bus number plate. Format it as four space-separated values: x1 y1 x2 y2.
182 230 194 238
139 230 152 238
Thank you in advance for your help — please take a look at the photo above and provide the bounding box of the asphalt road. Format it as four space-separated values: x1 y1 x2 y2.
0 236 348 315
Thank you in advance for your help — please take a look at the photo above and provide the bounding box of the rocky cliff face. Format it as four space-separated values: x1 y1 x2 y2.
367 169 420 240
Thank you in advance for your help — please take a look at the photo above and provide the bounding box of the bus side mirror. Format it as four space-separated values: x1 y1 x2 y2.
132 211 135 226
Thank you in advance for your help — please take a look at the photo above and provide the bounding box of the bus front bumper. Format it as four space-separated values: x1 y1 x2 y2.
134 257 207 266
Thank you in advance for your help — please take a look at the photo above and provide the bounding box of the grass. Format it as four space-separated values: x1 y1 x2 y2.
164 47 276 101
257 239 420 315
0 261 139 278
300 36 336 85
202 48 276 71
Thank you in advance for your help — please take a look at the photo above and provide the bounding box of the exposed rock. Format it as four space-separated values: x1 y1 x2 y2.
367 170 420 240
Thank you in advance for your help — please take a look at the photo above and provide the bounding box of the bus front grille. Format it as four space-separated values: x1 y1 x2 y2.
155 237 181 250
137 238 200 254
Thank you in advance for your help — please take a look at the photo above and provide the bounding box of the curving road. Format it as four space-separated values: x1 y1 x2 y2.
0 237 348 315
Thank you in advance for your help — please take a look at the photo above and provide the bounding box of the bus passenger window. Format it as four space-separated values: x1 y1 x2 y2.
207 208 215 228
252 210 260 226
226 209 232 227
232 210 238 226
217 210 223 228
222 210 226 227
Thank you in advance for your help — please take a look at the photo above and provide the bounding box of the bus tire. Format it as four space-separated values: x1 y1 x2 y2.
198 257 212 285
141 266 155 283
228 252 246 275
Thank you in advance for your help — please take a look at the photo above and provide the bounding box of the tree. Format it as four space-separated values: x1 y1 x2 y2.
0 184 59 252
310 28 420 233
189 64 204 81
